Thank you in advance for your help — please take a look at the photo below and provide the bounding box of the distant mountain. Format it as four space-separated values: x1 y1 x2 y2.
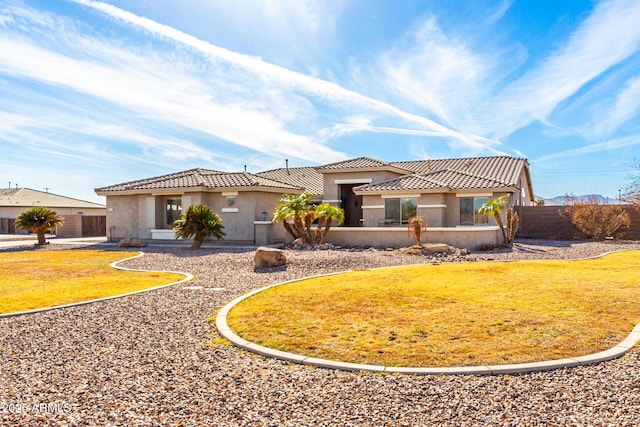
539 194 616 206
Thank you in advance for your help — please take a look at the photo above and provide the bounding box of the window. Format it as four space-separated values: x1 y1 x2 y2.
384 197 417 224
166 198 182 225
459 197 488 225
225 195 236 207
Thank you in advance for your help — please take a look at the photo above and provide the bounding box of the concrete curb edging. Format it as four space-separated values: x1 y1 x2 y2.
0 251 194 318
216 257 640 376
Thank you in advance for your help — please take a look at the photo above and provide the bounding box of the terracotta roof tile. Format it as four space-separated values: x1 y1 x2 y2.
96 168 303 192
256 167 323 197
356 157 528 192
318 156 394 170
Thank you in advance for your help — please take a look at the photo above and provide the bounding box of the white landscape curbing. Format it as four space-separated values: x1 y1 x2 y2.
216 266 640 376
0 251 193 318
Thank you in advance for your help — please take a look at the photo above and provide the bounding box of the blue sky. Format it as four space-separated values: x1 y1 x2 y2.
1 0 640 204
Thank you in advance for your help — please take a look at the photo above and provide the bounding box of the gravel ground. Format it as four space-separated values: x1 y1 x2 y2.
1 239 640 426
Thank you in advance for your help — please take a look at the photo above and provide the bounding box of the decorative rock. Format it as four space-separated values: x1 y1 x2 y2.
117 238 147 248
254 247 287 268
292 237 308 248
422 243 451 254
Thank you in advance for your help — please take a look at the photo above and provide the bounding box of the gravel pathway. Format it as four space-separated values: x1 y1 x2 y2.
1 239 640 426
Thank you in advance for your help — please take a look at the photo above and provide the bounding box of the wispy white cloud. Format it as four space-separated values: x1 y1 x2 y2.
483 0 514 26
593 76 640 138
69 0 494 154
472 0 640 138
374 12 527 140
534 134 640 162
379 17 486 124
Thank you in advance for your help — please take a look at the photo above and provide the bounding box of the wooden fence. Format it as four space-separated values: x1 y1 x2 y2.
516 205 640 240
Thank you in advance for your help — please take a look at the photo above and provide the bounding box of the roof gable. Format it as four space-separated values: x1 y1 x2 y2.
316 156 411 174
256 167 323 197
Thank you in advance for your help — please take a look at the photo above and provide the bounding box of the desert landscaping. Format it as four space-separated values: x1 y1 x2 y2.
1 239 640 425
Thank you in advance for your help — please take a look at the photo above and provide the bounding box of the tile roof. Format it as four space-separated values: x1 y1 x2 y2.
391 156 525 183
256 167 324 198
356 157 529 192
317 156 410 171
95 156 530 197
95 168 304 193
0 188 105 208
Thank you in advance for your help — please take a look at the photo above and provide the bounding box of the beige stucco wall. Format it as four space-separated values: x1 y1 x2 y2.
104 190 288 243
322 170 404 203
323 226 502 249
105 195 141 240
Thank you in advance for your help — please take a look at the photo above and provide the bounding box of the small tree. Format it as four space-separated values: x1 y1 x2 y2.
478 195 508 244
407 216 427 246
564 201 630 240
14 206 64 245
272 192 314 244
314 203 345 244
172 204 225 249
273 194 345 245
478 195 518 247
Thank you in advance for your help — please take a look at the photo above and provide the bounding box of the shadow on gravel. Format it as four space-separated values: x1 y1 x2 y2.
253 265 288 273
145 247 256 258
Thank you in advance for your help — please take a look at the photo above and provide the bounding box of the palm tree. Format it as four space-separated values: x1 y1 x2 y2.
14 206 64 245
314 203 345 244
272 192 314 243
172 204 225 249
478 195 518 246
407 216 427 246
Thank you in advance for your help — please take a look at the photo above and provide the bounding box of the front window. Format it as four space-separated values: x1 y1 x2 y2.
384 197 417 225
460 197 488 225
166 198 182 226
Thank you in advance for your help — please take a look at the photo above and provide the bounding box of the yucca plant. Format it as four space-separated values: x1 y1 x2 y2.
14 206 64 245
407 216 427 246
173 204 225 249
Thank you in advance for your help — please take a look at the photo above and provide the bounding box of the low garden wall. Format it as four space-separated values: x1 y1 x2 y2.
324 226 502 249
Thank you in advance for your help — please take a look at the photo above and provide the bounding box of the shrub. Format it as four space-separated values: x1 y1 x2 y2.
173 204 225 249
563 203 630 240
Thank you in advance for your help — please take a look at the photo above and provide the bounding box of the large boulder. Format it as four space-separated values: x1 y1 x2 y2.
254 247 287 268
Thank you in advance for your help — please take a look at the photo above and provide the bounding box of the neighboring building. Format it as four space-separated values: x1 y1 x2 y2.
0 188 106 236
96 156 535 248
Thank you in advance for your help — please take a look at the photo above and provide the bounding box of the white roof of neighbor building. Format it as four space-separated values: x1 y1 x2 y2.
0 188 105 209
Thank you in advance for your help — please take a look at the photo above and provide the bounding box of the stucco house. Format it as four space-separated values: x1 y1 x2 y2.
0 187 106 236
95 168 305 244
96 155 534 248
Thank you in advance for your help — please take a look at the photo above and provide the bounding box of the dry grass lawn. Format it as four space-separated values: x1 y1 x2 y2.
227 250 640 367
0 249 186 314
